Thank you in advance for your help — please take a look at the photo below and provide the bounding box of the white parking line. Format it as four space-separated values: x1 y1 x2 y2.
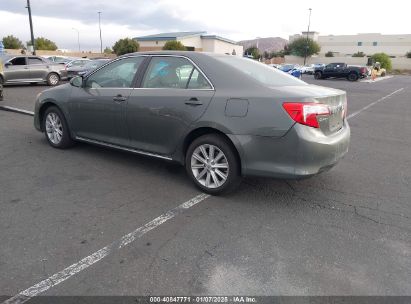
347 88 404 120
3 193 210 304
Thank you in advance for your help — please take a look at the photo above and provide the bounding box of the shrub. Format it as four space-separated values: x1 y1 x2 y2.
287 38 320 57
352 51 366 57
371 53 392 71
406 51 411 58
162 40 186 51
112 38 139 56
2 35 24 49
325 51 334 57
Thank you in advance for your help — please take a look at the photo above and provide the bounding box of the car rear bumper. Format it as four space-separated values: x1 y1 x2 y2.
230 121 350 179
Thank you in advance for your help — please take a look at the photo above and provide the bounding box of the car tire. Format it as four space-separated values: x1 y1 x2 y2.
314 71 322 80
347 73 359 81
381 72 386 77
185 134 241 195
0 75 4 85
46 73 60 86
42 106 74 149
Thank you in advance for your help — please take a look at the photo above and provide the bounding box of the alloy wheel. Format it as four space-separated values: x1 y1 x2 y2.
45 112 63 145
49 74 59 85
191 144 229 189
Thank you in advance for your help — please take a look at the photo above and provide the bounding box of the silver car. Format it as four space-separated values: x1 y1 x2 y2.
0 55 67 86
34 52 350 194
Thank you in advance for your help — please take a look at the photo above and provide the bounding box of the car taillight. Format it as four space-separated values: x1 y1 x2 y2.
342 98 348 118
283 102 330 128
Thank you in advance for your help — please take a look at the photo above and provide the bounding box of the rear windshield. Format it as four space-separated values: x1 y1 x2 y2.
215 56 307 87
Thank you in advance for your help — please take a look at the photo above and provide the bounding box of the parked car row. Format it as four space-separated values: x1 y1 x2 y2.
0 54 66 86
0 54 110 86
272 62 376 82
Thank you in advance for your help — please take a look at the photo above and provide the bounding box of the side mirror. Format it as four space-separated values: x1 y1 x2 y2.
70 76 83 87
4 62 11 68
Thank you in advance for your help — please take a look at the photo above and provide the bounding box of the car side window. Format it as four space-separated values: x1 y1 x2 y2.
85 57 144 88
187 69 212 89
9 57 26 65
28 57 44 65
142 57 194 89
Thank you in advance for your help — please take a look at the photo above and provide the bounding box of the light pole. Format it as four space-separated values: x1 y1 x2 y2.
256 37 261 61
303 8 312 66
98 11 103 54
26 0 36 55
72 28 80 52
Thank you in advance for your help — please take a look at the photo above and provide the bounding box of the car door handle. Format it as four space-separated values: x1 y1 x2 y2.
113 94 127 103
185 97 203 106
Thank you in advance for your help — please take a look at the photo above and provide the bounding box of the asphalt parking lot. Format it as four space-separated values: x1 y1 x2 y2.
0 75 410 300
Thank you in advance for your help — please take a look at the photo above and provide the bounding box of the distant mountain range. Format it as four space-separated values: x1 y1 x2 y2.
238 37 288 53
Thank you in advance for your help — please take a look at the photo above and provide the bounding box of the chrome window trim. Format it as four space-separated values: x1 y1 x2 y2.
75 136 172 161
141 54 215 91
83 54 215 91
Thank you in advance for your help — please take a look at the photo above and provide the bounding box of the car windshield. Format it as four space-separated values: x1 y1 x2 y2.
84 60 107 69
215 56 306 87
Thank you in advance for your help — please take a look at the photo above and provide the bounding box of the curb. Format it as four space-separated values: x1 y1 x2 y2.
0 105 34 116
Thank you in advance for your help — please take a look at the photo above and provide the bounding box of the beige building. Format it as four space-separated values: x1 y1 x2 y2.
290 32 411 57
135 31 243 56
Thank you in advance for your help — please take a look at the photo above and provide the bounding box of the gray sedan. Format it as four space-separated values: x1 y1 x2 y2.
0 55 67 86
34 52 350 194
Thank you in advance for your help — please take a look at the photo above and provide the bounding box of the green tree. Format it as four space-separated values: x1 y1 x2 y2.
352 51 366 57
244 46 260 60
34 37 58 50
112 38 140 56
406 51 411 58
371 53 392 71
103 46 112 54
287 38 320 57
325 51 334 57
2 35 24 49
162 40 186 51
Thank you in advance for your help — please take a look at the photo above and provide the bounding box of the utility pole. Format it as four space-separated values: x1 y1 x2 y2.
72 28 80 52
98 11 103 54
26 0 36 55
303 8 312 66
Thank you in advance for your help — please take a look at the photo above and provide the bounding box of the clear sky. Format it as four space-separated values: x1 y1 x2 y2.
0 0 408 51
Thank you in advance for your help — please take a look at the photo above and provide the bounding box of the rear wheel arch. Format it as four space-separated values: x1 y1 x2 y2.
182 127 242 174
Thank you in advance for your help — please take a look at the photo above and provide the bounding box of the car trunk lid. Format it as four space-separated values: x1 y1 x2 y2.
275 85 347 135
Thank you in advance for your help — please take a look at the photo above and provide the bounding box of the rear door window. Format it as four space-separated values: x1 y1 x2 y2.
187 69 212 89
142 57 212 89
28 57 45 65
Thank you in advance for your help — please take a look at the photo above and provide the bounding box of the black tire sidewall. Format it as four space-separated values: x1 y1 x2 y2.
185 134 241 195
42 106 73 149
315 72 322 79
348 73 358 81
47 73 60 86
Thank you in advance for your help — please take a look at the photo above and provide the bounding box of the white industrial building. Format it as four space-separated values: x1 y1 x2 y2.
290 32 411 57
134 31 243 56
